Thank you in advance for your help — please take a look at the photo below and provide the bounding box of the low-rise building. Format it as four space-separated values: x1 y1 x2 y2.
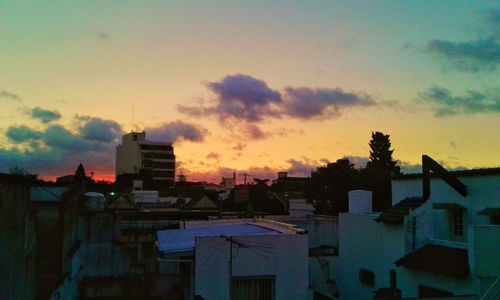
338 156 500 299
156 219 309 300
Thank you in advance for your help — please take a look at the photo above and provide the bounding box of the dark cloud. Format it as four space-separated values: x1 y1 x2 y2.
1 116 122 178
147 121 207 143
77 116 122 142
241 124 270 140
282 87 375 119
419 86 500 115
488 9 500 28
232 142 246 151
179 74 282 123
31 107 62 123
426 37 500 73
179 74 378 123
96 31 110 41
42 125 88 151
6 125 42 142
206 152 220 160
0 90 21 102
425 9 500 73
286 158 318 176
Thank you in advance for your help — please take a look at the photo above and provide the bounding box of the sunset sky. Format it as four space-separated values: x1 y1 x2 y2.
1 1 499 182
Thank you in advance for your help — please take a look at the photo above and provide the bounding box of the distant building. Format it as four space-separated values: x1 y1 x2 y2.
116 131 175 193
338 156 500 299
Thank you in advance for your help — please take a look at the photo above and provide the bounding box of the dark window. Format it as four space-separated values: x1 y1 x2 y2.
153 171 174 178
140 144 173 151
232 276 274 300
491 215 500 225
450 211 464 236
142 153 175 160
359 269 375 286
152 161 175 169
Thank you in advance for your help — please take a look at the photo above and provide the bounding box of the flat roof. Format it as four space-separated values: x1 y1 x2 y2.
156 223 282 254
30 186 69 202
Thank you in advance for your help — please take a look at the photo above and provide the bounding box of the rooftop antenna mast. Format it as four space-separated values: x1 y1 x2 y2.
239 173 251 185
131 101 137 132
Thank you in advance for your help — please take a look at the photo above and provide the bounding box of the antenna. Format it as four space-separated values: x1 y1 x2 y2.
131 102 136 132
239 173 251 185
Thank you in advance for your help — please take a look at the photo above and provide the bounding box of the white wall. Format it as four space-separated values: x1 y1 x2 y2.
194 234 309 300
338 212 406 300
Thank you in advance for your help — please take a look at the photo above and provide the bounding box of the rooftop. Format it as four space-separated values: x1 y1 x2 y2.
375 197 426 224
156 222 284 255
30 186 69 202
395 167 500 180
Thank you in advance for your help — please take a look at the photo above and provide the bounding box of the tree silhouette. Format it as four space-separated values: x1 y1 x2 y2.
366 131 401 175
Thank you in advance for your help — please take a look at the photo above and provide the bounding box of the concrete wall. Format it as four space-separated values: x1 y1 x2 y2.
338 212 406 300
469 225 500 278
0 176 35 300
194 234 309 300
309 256 338 299
289 218 338 248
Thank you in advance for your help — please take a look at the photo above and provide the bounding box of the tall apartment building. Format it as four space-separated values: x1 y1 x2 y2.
116 131 175 192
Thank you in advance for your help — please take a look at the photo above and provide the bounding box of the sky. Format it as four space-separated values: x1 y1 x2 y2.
1 1 499 182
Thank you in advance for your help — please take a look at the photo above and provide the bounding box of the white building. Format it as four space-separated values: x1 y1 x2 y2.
338 156 500 299
116 131 175 189
156 219 309 300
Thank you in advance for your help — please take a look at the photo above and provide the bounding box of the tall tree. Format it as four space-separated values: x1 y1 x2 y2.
305 158 362 215
366 131 401 175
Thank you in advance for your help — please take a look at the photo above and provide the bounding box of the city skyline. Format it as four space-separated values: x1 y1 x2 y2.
1 1 499 182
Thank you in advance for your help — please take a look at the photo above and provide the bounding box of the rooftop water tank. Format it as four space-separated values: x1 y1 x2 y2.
348 190 373 214
83 192 105 211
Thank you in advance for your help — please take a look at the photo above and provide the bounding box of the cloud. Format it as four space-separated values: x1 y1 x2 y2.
77 116 122 142
179 74 378 123
30 107 62 123
96 31 110 41
206 152 220 160
425 9 500 73
426 37 500 73
419 86 500 115
241 123 270 140
282 87 375 119
0 116 122 178
232 142 246 151
147 121 208 143
179 74 282 123
0 90 21 102
6 125 42 142
286 158 319 176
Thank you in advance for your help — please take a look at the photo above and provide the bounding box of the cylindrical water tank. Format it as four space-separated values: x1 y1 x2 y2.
348 190 373 213
83 192 105 211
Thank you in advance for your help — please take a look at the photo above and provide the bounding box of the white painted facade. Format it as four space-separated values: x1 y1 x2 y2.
339 172 500 299
194 234 309 300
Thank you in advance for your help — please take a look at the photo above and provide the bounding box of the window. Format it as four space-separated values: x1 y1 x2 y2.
359 269 375 286
232 276 275 300
450 211 464 237
492 215 500 225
